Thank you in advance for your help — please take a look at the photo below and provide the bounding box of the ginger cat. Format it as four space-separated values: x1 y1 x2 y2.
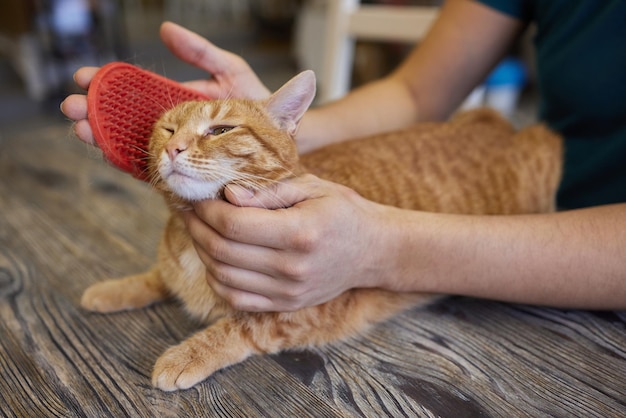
81 70 562 391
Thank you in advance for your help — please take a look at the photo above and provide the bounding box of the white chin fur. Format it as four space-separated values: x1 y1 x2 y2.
165 173 223 201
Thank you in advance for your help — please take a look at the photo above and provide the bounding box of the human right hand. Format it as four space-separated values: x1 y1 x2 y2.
60 21 270 145
182 175 398 312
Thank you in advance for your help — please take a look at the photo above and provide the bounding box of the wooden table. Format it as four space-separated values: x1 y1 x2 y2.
1 120 625 417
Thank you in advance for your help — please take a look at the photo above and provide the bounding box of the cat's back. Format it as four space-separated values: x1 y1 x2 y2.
301 108 562 215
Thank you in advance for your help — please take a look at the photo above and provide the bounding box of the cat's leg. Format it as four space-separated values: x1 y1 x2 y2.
152 315 255 391
151 291 431 391
81 268 169 313
152 305 383 391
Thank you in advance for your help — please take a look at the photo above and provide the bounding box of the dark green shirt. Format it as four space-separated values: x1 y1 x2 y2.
477 0 626 209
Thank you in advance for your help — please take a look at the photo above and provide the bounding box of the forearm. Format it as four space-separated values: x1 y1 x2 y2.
295 0 525 154
295 75 420 154
378 204 626 309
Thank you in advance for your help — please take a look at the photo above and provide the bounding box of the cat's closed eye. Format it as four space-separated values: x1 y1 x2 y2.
209 126 235 136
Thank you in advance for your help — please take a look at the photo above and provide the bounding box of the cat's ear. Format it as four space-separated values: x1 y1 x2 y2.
265 70 316 135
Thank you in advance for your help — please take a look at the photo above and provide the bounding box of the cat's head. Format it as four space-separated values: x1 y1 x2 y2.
148 70 316 201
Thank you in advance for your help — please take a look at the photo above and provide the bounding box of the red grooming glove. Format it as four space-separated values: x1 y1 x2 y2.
87 62 210 181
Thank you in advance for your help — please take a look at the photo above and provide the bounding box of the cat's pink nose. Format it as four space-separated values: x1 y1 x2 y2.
166 143 187 161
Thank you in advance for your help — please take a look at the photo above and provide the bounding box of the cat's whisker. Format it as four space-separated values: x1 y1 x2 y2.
128 143 155 157
152 165 294 208
221 83 236 101
146 167 162 190
159 65 178 111
164 87 178 113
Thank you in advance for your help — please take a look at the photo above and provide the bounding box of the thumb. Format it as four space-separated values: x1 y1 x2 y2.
159 21 270 100
160 21 230 75
224 175 324 210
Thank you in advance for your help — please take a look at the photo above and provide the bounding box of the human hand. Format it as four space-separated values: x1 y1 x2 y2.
60 21 270 145
183 175 393 312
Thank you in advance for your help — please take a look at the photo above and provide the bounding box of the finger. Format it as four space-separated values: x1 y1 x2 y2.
159 21 269 100
74 66 99 90
224 174 324 209
60 94 88 120
159 21 234 76
73 119 96 145
204 260 279 300
204 266 305 312
181 79 238 101
205 273 275 312
193 176 332 248
181 80 222 99
185 209 288 274
191 197 303 249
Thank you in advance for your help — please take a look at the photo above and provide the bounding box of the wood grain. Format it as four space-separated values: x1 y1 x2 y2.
1 121 625 417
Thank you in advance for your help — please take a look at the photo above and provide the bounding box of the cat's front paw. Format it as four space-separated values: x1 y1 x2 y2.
152 318 254 391
152 341 216 391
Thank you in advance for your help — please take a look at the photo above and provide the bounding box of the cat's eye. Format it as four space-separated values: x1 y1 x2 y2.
162 126 175 134
209 126 235 136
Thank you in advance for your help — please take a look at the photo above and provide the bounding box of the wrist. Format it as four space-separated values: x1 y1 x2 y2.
368 207 450 294
359 204 424 291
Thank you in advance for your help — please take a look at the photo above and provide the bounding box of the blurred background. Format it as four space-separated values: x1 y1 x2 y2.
0 0 536 141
